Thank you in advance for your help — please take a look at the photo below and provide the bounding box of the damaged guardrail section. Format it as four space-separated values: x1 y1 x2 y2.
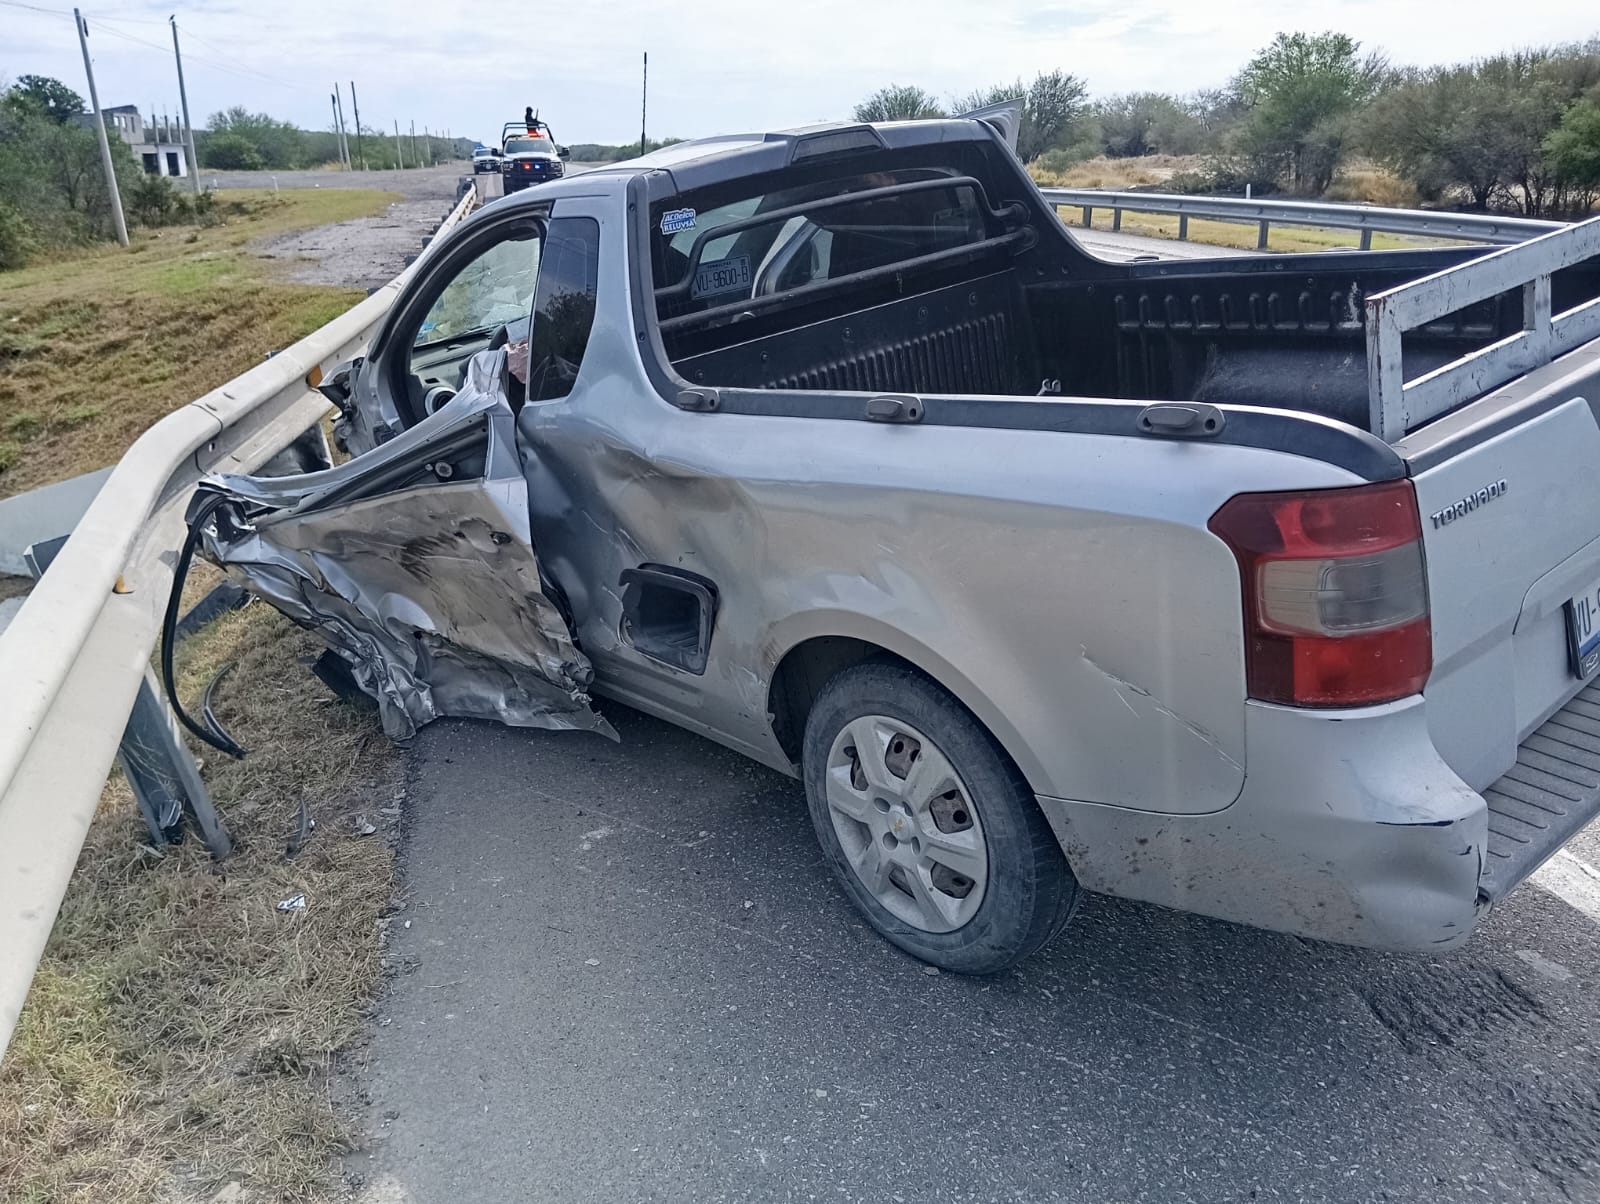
0 188 477 1058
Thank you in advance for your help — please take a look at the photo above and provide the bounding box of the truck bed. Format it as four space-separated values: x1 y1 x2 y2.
653 143 1600 439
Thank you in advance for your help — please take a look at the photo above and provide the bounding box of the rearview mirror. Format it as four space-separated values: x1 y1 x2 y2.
558 145 571 160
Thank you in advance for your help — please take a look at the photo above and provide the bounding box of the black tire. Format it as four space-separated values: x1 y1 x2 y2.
802 661 1078 974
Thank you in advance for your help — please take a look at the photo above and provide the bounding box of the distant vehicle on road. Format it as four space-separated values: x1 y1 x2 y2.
472 146 502 174
500 113 569 193
195 112 1600 976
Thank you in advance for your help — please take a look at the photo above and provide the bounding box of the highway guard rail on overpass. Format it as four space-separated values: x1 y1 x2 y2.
0 186 477 1058
1036 188 1564 250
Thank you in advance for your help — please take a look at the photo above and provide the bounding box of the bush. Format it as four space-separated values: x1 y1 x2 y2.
127 172 181 227
1198 155 1279 196
1325 168 1420 208
0 200 36 270
203 132 265 171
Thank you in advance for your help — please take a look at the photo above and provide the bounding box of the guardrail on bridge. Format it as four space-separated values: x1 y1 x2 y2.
1036 188 1563 250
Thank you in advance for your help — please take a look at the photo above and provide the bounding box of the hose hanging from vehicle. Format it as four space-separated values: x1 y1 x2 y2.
160 490 248 759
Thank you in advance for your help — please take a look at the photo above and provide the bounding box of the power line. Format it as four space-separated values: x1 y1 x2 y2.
86 18 302 91
0 0 73 15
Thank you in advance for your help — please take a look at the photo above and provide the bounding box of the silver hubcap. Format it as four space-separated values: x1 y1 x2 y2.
824 715 988 933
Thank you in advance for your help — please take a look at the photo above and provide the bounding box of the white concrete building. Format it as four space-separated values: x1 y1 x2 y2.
81 105 190 178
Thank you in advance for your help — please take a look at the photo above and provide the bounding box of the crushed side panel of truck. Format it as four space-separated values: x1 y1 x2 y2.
196 351 614 742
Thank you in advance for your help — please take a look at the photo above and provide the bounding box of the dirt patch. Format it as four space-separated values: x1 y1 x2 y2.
252 173 465 291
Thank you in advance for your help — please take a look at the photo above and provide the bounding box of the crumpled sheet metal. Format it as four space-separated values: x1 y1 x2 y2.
200 351 614 742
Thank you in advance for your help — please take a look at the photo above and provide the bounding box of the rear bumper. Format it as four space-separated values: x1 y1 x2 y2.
1038 696 1491 952
1479 677 1600 901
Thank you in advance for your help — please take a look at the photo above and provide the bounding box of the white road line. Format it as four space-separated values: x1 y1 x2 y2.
1531 849 1600 925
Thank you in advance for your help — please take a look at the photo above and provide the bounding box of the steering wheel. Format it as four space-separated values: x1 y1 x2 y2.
486 324 527 408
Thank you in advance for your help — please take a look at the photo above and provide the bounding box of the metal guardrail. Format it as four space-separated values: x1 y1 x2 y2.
1366 215 1600 441
1036 188 1564 250
0 187 477 1057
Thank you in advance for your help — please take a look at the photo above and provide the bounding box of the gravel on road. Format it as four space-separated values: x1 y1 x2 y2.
226 164 468 290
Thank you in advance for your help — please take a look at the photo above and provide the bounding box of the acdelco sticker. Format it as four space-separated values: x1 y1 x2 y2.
659 208 696 235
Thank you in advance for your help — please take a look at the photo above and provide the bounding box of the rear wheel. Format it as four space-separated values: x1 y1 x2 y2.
801 661 1078 974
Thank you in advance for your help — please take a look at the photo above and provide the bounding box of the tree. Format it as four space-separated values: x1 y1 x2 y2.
202 131 265 171
205 106 306 169
1232 32 1386 193
1093 93 1207 157
953 70 1089 162
1546 98 1600 192
853 85 945 123
0 90 138 261
1361 44 1600 215
5 75 84 123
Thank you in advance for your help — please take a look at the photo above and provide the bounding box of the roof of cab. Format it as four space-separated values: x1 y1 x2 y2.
581 118 998 198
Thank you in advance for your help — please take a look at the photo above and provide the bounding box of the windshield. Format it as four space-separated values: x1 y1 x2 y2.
473 148 495 157
504 137 554 155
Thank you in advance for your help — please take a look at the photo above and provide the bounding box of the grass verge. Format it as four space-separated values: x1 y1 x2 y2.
0 604 400 1203
0 188 399 499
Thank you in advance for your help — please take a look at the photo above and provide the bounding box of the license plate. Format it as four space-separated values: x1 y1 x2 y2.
1566 578 1600 678
691 254 752 300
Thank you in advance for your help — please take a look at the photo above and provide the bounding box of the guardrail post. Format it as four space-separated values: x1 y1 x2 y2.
1257 220 1270 250
1359 228 1373 251
118 668 232 858
22 536 232 860
1080 205 1092 228
1178 214 1188 241
1112 207 1122 233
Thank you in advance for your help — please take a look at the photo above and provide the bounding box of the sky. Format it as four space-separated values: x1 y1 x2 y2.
2 0 1596 148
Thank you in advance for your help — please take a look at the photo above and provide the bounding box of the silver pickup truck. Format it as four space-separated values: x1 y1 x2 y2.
183 113 1600 974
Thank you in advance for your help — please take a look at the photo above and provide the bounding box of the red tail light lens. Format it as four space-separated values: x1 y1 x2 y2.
1208 480 1431 707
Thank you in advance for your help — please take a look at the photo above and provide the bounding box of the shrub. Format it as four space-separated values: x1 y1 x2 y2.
203 132 264 171
1325 168 1420 208
127 172 181 227
0 200 36 269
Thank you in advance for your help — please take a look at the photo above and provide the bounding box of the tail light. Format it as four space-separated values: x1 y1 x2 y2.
1208 480 1431 707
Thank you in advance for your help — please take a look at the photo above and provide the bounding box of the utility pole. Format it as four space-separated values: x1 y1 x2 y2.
410 120 418 170
395 118 405 169
74 9 127 246
640 51 648 157
329 94 345 166
334 83 353 168
349 80 364 170
423 125 432 166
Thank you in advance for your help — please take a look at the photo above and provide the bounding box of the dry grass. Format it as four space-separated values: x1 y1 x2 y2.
1325 167 1423 210
0 604 402 1203
0 189 399 500
1029 153 1203 190
0 573 30 602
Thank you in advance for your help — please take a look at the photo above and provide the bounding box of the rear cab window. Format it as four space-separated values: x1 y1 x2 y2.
650 164 997 330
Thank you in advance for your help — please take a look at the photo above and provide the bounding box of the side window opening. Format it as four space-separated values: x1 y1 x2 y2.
525 216 601 402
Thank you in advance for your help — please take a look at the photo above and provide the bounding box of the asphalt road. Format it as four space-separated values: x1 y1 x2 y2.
351 706 1600 1204
202 163 470 193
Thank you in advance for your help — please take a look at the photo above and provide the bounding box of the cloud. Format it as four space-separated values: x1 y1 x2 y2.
1 0 1594 146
